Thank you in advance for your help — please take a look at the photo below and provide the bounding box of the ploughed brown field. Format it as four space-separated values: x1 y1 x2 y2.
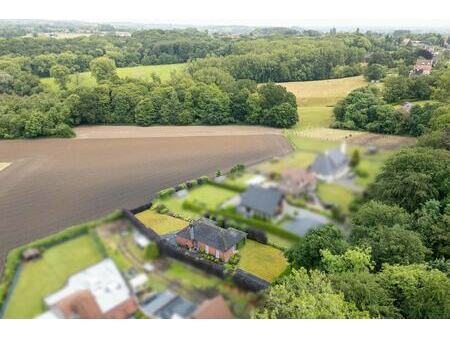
0 126 292 271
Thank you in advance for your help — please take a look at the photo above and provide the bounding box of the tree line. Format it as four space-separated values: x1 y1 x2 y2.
332 68 450 136
0 57 298 139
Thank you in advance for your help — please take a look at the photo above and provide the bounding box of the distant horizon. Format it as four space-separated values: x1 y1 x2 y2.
2 0 449 32
1 18 449 34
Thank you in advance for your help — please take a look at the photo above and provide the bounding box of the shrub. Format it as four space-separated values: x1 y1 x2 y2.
155 204 169 214
246 227 268 244
145 242 160 260
354 167 369 178
197 176 209 184
186 180 198 189
175 183 187 191
229 253 241 265
158 187 176 199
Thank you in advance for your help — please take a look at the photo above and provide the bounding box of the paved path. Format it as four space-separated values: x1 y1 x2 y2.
0 128 291 273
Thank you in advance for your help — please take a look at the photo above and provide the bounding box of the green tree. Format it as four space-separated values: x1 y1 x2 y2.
368 147 450 212
285 224 348 270
349 149 360 168
253 268 368 319
261 102 298 128
145 242 160 260
378 264 450 318
329 272 400 318
364 64 386 81
50 64 71 90
89 57 118 83
321 247 374 274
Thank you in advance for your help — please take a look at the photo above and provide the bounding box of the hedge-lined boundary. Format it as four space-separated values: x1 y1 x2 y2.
122 209 269 291
207 180 246 193
0 210 123 315
233 269 270 291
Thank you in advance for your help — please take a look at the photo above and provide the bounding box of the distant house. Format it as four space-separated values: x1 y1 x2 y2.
279 168 316 197
191 295 234 319
309 142 349 182
237 185 284 220
411 59 433 76
140 291 197 319
175 218 246 262
36 259 137 319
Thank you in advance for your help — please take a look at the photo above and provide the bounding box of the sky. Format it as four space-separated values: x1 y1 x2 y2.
1 0 450 28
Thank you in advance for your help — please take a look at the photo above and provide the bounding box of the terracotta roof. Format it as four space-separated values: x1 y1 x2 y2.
54 290 103 319
54 290 138 319
280 168 316 190
191 295 234 319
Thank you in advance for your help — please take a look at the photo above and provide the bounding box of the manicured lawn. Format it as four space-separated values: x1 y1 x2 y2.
224 173 256 189
238 240 288 282
187 184 238 209
257 152 317 174
136 209 188 235
41 63 185 91
164 260 221 289
317 183 355 213
4 235 104 318
280 76 368 107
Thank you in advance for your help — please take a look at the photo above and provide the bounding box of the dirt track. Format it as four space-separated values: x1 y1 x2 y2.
0 126 291 272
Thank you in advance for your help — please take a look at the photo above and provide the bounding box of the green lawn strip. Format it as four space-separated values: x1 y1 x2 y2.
237 240 288 282
297 106 334 129
186 184 238 209
257 151 317 174
267 233 297 249
41 63 185 91
223 173 256 189
317 183 355 213
164 260 222 289
136 209 188 235
154 184 238 220
4 235 104 319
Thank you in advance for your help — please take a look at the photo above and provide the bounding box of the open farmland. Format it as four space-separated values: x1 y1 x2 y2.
280 76 368 108
41 63 185 91
0 125 291 273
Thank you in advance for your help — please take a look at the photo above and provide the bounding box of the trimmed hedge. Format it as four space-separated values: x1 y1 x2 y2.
0 210 122 313
215 209 301 242
233 268 270 291
130 202 153 214
207 180 246 193
158 187 176 199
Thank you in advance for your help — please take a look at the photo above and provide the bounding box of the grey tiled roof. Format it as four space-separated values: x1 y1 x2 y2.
310 149 348 177
239 186 283 217
140 291 197 319
177 218 246 252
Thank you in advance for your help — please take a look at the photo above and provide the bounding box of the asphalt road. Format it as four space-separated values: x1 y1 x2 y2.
0 127 291 272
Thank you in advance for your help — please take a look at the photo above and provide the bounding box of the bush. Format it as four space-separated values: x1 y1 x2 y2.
354 167 369 178
197 176 209 185
229 253 241 265
175 183 187 191
158 187 176 199
145 242 160 260
246 227 268 244
186 180 198 189
155 204 169 214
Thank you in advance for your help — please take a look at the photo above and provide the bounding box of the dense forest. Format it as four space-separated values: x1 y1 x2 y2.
0 27 448 139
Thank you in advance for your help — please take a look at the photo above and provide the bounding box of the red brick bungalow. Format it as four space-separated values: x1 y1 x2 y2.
175 218 246 262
